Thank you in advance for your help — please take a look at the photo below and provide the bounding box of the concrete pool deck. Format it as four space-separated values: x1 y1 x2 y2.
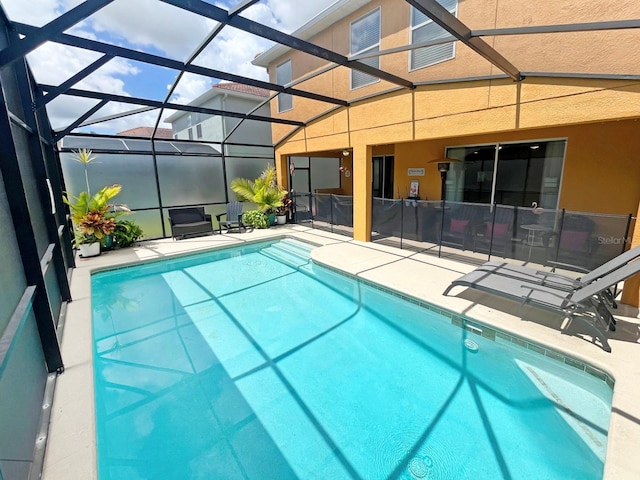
42 225 640 479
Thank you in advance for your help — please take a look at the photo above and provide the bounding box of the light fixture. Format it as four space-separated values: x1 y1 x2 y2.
428 157 459 173
342 149 350 156
530 145 540 150
428 158 460 201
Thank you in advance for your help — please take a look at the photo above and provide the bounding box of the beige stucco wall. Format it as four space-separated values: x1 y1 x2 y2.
274 78 640 240
261 0 640 137
260 0 640 303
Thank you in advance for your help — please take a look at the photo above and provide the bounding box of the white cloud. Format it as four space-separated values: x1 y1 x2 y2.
2 0 341 133
263 0 337 33
169 73 212 105
89 0 215 60
2 0 67 27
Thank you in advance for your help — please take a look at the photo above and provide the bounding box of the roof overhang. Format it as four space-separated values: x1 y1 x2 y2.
165 85 269 123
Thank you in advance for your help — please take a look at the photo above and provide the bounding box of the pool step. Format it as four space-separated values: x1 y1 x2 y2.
277 238 316 256
261 239 315 269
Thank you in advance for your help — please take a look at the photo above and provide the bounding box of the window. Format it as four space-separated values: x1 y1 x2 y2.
350 8 380 89
276 60 292 113
188 127 193 140
445 140 566 208
410 0 457 71
196 124 202 139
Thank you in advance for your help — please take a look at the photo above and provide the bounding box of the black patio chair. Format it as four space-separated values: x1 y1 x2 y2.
168 207 214 240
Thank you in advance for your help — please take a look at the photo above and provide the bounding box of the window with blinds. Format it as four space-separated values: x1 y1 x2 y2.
350 8 381 89
410 0 457 71
276 59 293 112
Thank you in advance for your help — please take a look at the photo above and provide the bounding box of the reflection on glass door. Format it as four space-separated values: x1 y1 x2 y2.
289 156 310 213
372 155 394 199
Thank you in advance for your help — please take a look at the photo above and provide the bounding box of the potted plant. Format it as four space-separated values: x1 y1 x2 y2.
63 184 131 254
275 195 293 225
230 166 288 226
74 207 116 257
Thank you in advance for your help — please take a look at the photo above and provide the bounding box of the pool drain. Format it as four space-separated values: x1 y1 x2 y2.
409 457 430 478
464 338 479 353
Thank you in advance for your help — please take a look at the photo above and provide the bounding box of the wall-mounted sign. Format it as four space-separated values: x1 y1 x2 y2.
408 168 425 176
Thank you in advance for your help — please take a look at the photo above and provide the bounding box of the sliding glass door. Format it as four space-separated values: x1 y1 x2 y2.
445 139 565 209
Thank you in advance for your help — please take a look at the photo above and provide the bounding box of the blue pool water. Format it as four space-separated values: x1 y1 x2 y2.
92 238 612 480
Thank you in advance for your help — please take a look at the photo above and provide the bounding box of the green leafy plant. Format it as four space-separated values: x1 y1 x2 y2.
230 166 287 215
242 209 269 229
63 184 131 247
63 184 126 224
73 207 116 247
113 219 144 247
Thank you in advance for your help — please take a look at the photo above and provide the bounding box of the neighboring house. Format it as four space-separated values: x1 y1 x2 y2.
117 126 173 139
165 83 272 157
252 0 640 234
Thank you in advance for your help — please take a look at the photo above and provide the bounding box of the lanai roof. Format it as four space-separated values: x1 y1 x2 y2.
1 0 639 144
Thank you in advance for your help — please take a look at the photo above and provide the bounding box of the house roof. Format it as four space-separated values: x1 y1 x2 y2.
117 126 173 138
252 0 372 68
211 82 269 97
165 82 270 123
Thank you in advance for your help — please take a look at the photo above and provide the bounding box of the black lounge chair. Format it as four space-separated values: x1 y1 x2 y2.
168 207 214 240
443 259 640 352
216 201 246 233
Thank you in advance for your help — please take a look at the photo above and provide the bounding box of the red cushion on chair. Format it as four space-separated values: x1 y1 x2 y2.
559 230 590 251
450 219 469 234
491 223 509 238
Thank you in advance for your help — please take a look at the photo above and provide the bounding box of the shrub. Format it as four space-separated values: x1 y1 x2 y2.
113 220 144 247
243 209 269 229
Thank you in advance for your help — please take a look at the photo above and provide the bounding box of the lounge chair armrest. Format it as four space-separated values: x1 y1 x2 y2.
215 212 226 221
533 270 580 286
205 214 212 222
519 284 568 304
236 214 244 223
546 260 590 274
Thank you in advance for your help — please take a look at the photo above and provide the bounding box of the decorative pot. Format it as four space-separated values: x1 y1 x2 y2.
79 242 100 258
276 215 287 225
268 213 276 226
102 234 114 250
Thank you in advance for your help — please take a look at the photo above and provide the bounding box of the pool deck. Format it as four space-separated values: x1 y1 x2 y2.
42 225 640 480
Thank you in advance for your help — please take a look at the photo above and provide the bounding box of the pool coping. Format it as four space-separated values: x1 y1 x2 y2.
41 226 640 480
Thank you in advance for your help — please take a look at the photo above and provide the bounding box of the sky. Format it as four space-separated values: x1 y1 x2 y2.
1 0 337 134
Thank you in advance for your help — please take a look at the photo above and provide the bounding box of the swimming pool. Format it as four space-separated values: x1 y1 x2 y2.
92 238 612 479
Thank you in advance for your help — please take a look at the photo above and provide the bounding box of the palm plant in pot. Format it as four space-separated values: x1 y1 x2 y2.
230 166 287 226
